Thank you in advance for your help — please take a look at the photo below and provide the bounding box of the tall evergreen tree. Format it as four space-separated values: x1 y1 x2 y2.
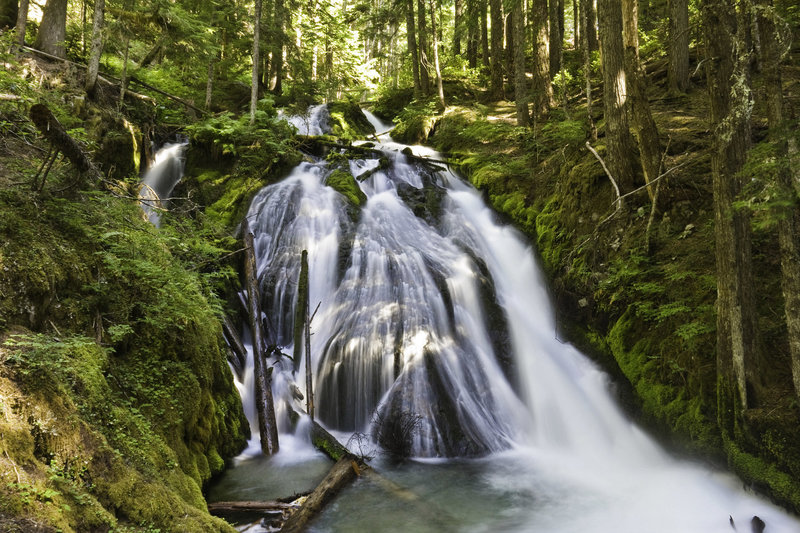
489 0 504 99
513 0 530 126
251 0 263 124
407 0 422 96
531 0 553 119
85 0 106 97
597 0 638 190
34 0 68 58
668 0 690 92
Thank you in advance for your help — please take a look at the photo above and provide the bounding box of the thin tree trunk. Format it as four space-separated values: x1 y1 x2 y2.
271 0 285 96
251 0 262 124
489 0 504 99
702 0 757 433
15 0 28 48
513 0 530 126
418 0 431 95
756 0 800 401
668 0 689 92
622 0 660 200
406 0 422 97
597 0 637 190
429 0 446 111
118 34 130 110
85 0 105 97
466 0 478 67
454 0 463 55
549 0 562 74
505 9 514 83
205 56 215 110
582 0 597 139
531 0 553 119
586 0 597 51
481 0 490 68
33 0 68 58
573 0 579 48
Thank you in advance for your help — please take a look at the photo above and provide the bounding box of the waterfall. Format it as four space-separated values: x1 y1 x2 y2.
236 141 800 532
279 104 331 136
139 142 187 226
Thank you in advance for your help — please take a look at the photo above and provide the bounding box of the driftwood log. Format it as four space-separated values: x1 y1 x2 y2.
221 314 247 379
207 500 298 513
29 104 102 181
243 220 280 455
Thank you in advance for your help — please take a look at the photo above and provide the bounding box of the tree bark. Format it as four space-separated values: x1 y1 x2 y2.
489 0 504 99
581 0 597 139
406 0 422 97
480 0 490 69
531 0 553 119
429 0 446 111
513 0 530 126
29 103 101 181
466 0 478 67
668 0 690 92
622 0 661 200
756 0 800 401
702 0 757 432
205 56 215 110
505 9 514 83
453 0 463 55
15 0 28 48
251 0 262 125
85 0 105 98
417 0 431 95
597 0 638 190
34 0 68 58
221 315 247 380
244 221 280 455
585 0 598 51
549 0 563 75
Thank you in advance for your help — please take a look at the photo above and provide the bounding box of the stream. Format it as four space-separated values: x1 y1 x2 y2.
184 108 800 532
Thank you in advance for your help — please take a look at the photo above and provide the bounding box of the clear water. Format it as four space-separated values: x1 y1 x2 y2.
216 132 800 532
139 142 187 226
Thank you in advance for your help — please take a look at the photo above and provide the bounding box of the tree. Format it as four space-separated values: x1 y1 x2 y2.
417 0 431 95
512 0 529 126
406 0 422 97
668 0 690 92
622 0 661 199
549 0 563 75
251 0 263 125
701 0 759 433
597 0 638 190
755 0 800 401
15 0 28 48
34 0 69 58
85 0 106 97
489 0 504 99
531 0 553 119
428 0 445 111
453 0 463 55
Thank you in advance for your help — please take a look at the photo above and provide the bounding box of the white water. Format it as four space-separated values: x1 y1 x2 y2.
280 104 332 136
231 130 800 531
139 142 187 226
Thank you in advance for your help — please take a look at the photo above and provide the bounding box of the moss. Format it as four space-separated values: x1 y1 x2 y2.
726 439 800 515
327 102 375 140
325 169 367 208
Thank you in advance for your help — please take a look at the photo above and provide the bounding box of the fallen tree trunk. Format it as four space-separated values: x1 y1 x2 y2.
208 500 299 513
29 103 102 182
279 457 360 533
244 220 280 455
221 314 247 379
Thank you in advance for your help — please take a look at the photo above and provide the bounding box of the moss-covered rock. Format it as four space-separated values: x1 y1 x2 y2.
327 102 375 140
325 169 367 208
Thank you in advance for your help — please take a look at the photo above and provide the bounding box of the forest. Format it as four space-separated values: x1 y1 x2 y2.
1 0 800 531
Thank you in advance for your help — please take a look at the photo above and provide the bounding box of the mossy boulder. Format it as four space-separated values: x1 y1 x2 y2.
85 105 144 181
325 169 367 208
327 102 375 140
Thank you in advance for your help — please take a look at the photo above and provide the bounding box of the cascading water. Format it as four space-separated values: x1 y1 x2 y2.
279 104 332 136
139 142 187 226
219 130 800 532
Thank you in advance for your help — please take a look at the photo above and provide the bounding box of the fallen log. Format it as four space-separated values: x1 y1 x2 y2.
208 500 298 513
221 314 247 379
279 457 360 533
243 220 280 455
29 103 102 182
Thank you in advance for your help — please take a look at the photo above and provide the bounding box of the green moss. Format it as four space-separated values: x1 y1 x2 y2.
325 169 367 208
327 102 375 140
726 440 800 514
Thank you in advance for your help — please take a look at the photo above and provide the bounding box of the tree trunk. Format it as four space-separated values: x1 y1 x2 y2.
702 0 757 434
513 0 529 126
585 0 597 51
597 0 638 190
118 34 130 110
406 0 422 97
250 0 262 124
205 56 215 110
531 0 553 119
756 0 800 401
429 0 446 111
221 315 247 380
549 0 563 75
489 0 504 99
271 0 285 96
454 0 463 55
244 222 280 455
573 0 579 48
480 0 490 69
85 0 105 98
34 0 68 58
622 0 660 200
466 0 478 67
417 0 431 95
15 0 28 48
668 0 689 92
505 9 514 83
582 0 597 139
